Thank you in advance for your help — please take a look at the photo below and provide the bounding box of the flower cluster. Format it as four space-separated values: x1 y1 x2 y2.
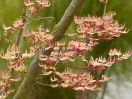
39 63 108 91
0 44 20 60
38 48 131 91
35 10 131 92
74 11 128 41
0 43 36 97
3 18 24 36
87 49 132 72
25 26 54 49
0 71 21 98
0 44 36 72
24 0 50 14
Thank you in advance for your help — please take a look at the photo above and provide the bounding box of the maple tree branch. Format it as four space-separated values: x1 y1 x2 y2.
13 0 85 99
53 0 85 41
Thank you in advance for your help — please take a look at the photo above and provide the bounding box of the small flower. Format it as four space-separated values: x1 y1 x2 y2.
56 41 66 46
50 76 58 82
100 75 112 82
22 47 36 58
121 50 132 59
28 6 37 14
99 0 108 4
0 44 20 60
36 0 50 7
1 71 11 79
109 49 117 56
50 84 58 88
24 0 34 6
82 56 88 63
13 18 24 29
98 56 106 63
14 64 27 72
39 54 48 61
5 89 14 96
97 66 106 72
0 94 7 99
3 24 12 31
99 0 104 3
41 70 53 75
10 75 21 82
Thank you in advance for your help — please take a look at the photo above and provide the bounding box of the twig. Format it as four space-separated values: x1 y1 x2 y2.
103 0 109 15
65 34 88 43
100 69 110 99
26 17 56 26
64 63 87 69
14 4 21 14
36 81 51 87
59 63 97 71
19 10 32 52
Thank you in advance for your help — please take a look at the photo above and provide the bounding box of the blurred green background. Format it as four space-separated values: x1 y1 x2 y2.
0 0 132 99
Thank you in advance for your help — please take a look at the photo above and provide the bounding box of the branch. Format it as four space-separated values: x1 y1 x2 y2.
62 63 87 70
19 10 32 52
15 7 27 46
103 0 109 15
13 0 85 99
53 0 85 41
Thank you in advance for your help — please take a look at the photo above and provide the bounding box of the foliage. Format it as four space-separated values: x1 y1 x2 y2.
0 0 131 99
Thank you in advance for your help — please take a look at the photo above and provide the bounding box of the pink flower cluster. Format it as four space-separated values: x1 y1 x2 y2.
24 0 50 14
3 18 24 36
0 71 20 98
74 11 128 41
